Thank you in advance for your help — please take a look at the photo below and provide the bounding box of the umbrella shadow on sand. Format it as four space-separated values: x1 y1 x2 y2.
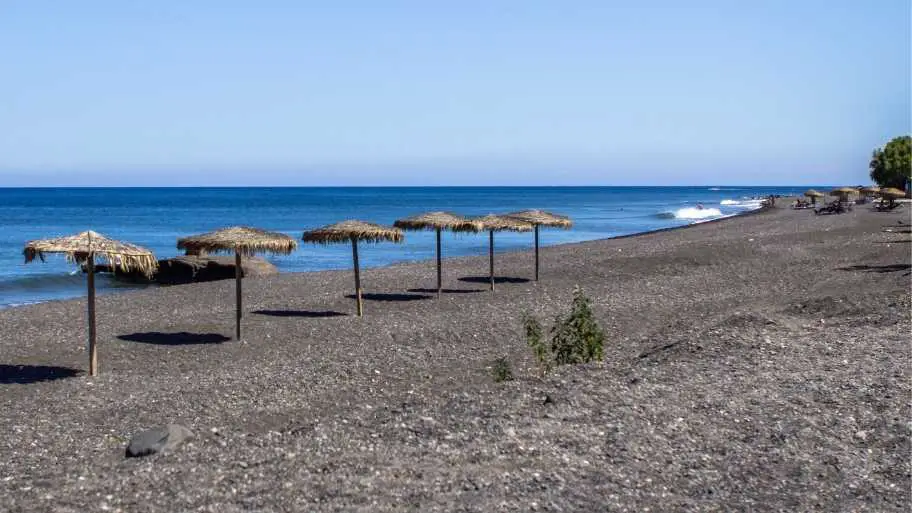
459 276 531 284
407 288 485 294
254 310 347 318
344 293 432 302
837 264 911 276
0 364 82 384
117 332 231 345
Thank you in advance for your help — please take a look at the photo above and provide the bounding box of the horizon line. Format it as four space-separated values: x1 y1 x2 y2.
0 184 841 189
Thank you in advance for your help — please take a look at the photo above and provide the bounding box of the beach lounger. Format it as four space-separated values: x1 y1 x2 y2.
815 201 845 215
874 201 903 212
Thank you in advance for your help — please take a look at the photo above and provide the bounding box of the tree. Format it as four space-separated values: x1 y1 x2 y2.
869 135 912 190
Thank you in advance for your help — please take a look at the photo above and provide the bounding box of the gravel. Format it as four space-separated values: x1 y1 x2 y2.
0 204 909 512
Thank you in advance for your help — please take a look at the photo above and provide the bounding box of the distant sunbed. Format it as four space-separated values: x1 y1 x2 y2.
815 200 847 215
874 200 903 212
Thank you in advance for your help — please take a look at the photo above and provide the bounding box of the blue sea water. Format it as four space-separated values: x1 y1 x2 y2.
0 186 806 308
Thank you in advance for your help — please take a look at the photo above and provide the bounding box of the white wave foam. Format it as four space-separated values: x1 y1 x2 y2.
675 207 723 219
720 198 764 209
0 300 44 309
656 206 724 220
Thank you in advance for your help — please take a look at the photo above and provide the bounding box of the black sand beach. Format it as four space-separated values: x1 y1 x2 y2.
1 204 909 512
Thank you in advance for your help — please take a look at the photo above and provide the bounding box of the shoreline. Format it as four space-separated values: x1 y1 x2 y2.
0 203 773 311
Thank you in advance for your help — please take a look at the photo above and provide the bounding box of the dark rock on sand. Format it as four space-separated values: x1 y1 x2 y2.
125 425 193 458
92 256 278 285
153 256 277 285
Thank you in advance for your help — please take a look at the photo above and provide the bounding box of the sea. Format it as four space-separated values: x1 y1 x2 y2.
0 186 808 308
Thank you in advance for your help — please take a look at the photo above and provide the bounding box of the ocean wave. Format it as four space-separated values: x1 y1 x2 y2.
656 207 724 220
0 300 44 309
720 199 764 208
708 187 743 191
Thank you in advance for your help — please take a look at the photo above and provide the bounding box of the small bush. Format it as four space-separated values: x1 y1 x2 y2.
523 286 605 374
491 357 514 383
522 313 552 374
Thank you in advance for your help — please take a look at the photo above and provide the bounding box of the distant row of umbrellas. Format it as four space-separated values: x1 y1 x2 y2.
803 186 906 205
21 210 572 376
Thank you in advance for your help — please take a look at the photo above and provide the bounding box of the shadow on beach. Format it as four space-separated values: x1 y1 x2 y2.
254 310 347 318
837 264 911 274
344 293 432 302
0 364 82 384
117 332 230 345
407 288 485 294
458 276 531 284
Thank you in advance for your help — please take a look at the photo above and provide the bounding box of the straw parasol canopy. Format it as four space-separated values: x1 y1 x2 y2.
473 215 533 292
303 220 403 245
504 210 573 228
177 226 297 257
303 221 404 316
475 214 534 233
803 189 825 205
23 231 158 376
177 226 297 340
878 187 907 208
830 187 858 197
859 186 881 195
393 212 482 298
393 212 482 233
503 210 573 281
879 187 906 198
24 230 157 276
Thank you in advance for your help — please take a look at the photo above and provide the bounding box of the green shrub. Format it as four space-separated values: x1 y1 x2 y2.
523 286 605 374
491 357 514 383
523 313 551 374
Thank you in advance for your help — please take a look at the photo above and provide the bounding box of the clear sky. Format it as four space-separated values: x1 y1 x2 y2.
1 1 909 186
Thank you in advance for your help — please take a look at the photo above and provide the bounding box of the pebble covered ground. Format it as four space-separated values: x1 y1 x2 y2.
0 203 909 512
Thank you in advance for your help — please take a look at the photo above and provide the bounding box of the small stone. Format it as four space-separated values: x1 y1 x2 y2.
125 424 193 458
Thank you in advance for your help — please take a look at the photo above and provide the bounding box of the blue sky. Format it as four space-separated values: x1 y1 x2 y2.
0 1 909 186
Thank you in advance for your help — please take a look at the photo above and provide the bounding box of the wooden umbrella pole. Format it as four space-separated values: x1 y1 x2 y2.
86 252 97 376
489 230 495 292
534 224 540 281
235 249 242 340
436 228 442 299
351 238 363 317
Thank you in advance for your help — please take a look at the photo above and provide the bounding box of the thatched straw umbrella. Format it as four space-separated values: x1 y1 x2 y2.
859 186 880 196
473 215 533 292
878 187 906 208
393 212 481 298
303 220 404 316
23 231 157 376
177 226 297 340
804 189 825 205
830 187 858 198
830 187 858 207
504 210 573 281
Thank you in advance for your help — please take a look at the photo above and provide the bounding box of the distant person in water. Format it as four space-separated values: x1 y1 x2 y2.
696 203 704 210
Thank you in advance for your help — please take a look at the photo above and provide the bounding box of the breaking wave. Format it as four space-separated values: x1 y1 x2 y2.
720 198 765 209
656 206 724 220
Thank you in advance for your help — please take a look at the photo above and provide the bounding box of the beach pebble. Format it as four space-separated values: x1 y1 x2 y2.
125 424 193 458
